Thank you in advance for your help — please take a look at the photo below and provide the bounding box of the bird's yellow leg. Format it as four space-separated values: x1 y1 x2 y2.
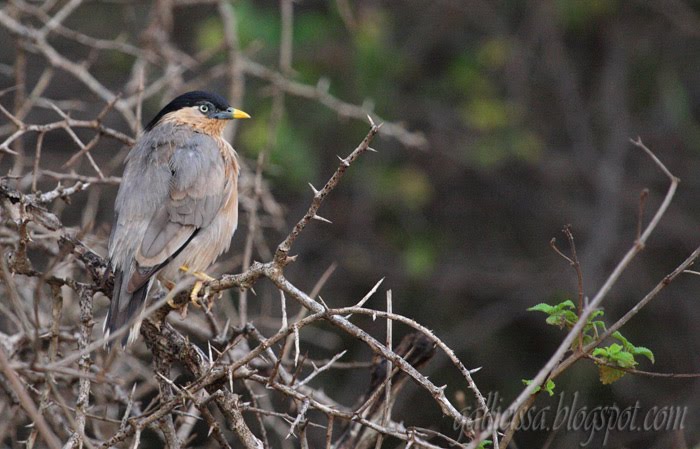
179 265 216 308
164 279 181 309
164 276 191 317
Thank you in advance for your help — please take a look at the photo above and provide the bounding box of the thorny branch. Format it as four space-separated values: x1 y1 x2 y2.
484 138 683 449
1 89 482 449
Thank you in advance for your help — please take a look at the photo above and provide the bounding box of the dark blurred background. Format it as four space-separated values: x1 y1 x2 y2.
2 0 700 447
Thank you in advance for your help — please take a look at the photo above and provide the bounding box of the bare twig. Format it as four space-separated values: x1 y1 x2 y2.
493 139 680 449
0 346 62 449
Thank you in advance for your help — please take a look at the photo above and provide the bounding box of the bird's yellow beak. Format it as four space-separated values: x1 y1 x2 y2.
232 108 251 119
213 108 251 120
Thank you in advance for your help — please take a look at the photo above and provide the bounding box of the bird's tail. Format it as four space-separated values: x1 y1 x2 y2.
104 269 150 349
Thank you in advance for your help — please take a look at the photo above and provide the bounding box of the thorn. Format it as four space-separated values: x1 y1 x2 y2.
229 368 234 392
0 147 19 156
286 254 298 263
312 214 332 224
308 183 319 196
469 366 483 374
48 101 65 117
207 341 214 365
208 426 215 437
318 295 329 310
336 155 350 167
293 325 300 367
156 372 180 391
366 147 377 153
367 114 376 127
250 287 257 296
316 77 330 93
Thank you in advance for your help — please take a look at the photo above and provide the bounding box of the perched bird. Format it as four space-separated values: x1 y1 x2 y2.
106 91 250 347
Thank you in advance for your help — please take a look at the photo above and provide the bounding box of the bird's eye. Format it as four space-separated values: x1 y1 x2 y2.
199 104 209 113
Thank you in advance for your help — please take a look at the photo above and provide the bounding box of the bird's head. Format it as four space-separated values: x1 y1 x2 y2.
145 90 250 135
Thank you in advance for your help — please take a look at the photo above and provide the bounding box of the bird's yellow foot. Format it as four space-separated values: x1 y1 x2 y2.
179 265 216 309
164 279 182 310
165 291 190 318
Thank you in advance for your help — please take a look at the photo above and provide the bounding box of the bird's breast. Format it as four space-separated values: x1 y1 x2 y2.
157 138 239 282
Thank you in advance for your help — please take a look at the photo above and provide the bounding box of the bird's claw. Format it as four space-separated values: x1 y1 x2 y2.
190 280 205 308
179 265 216 309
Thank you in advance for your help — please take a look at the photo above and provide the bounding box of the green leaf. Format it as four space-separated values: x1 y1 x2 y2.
582 334 596 346
527 303 555 314
546 310 577 328
592 347 607 358
521 378 541 394
610 350 636 368
594 345 630 384
529 300 578 329
606 343 622 355
598 365 626 385
590 320 606 332
543 379 556 396
592 343 635 368
522 378 554 396
632 346 655 364
592 331 657 386
612 331 631 348
589 310 605 319
557 300 576 310
610 332 655 364
476 440 493 449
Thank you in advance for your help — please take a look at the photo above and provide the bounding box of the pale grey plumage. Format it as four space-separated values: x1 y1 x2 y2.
106 119 239 347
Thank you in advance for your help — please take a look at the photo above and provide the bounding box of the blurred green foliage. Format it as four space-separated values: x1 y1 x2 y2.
239 112 317 188
556 0 619 31
196 16 225 52
374 165 433 211
232 1 280 49
403 236 437 279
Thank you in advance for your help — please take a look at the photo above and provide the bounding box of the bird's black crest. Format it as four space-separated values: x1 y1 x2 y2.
144 91 230 131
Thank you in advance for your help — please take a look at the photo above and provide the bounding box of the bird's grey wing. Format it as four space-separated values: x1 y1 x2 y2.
133 132 228 275
106 127 229 346
106 129 174 344
108 133 172 270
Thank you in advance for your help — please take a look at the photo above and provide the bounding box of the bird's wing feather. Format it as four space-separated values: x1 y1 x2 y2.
135 131 227 268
